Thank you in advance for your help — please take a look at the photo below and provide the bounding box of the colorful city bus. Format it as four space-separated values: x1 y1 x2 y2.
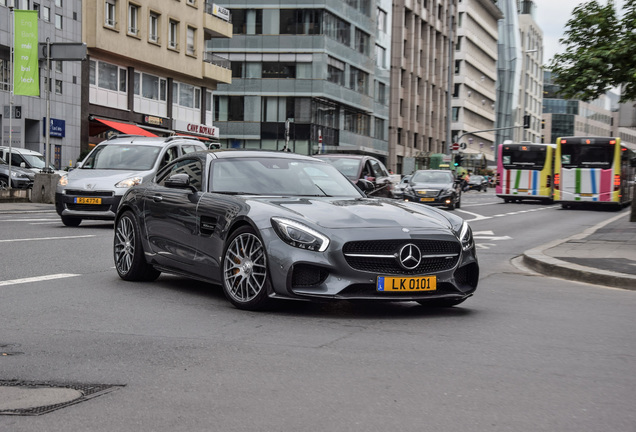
496 141 556 203
554 136 635 208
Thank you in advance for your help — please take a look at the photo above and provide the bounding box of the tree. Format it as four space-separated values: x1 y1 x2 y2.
548 0 636 103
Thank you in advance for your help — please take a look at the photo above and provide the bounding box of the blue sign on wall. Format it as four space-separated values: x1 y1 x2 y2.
43 117 65 138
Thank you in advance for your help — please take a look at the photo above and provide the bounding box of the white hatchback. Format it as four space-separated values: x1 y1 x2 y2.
55 135 207 226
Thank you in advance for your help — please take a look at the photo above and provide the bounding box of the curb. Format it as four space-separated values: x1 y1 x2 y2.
522 212 636 290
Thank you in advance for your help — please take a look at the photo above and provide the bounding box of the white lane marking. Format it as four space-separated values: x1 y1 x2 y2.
455 209 492 221
0 218 59 222
0 235 96 243
458 205 559 222
0 273 80 287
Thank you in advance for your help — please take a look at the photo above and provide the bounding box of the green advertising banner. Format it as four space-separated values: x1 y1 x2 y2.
14 10 39 96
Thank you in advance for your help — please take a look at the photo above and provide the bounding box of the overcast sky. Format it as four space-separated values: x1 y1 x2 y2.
532 0 626 65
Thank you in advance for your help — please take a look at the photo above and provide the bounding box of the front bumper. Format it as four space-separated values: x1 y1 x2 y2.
402 192 455 207
262 226 478 303
55 190 123 220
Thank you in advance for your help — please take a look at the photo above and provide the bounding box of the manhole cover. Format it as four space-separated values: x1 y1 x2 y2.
0 381 124 416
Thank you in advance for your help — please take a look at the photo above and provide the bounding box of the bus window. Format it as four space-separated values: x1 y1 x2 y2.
560 143 613 169
501 145 547 170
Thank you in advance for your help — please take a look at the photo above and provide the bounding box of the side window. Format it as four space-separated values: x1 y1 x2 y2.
160 146 179 169
181 144 203 154
158 158 203 191
370 159 387 178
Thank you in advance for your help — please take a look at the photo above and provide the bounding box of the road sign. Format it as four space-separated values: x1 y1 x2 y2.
39 42 87 61
452 142 460 151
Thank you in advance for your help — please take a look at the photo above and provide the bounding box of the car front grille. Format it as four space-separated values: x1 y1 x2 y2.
66 204 112 212
65 190 114 198
416 190 440 198
343 239 460 275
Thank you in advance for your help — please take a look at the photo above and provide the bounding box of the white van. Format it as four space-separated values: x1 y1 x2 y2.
0 146 65 175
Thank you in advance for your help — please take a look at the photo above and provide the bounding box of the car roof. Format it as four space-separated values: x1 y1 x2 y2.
314 154 369 160
205 149 322 161
0 146 42 155
97 135 207 147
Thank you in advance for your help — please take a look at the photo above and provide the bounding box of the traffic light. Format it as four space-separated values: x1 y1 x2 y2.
523 114 531 129
453 154 463 167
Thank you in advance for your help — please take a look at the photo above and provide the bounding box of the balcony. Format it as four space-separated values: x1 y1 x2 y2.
204 2 232 38
203 52 231 84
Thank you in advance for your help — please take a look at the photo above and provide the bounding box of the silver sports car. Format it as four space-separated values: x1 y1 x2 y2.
114 150 479 311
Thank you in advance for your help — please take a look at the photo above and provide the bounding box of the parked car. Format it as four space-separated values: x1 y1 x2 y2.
401 169 462 210
55 135 207 226
114 150 479 311
0 157 35 189
314 154 396 198
0 146 65 175
467 175 488 192
393 175 412 199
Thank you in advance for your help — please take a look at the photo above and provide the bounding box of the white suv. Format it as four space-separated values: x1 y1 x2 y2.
0 146 65 175
55 135 207 226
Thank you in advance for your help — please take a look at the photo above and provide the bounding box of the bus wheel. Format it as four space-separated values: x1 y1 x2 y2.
561 203 570 209
504 198 510 203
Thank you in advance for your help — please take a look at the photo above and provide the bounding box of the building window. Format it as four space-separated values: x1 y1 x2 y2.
355 28 370 56
279 9 320 35
453 84 460 98
169 19 179 49
33 3 40 17
377 8 387 33
262 62 296 79
149 12 159 42
215 96 245 122
92 60 127 95
55 79 63 94
375 45 386 68
376 82 386 105
55 61 63 73
344 110 370 136
54 0 62 6
232 9 263 35
323 12 350 46
134 72 167 101
105 1 116 27
186 26 196 55
42 5 50 21
349 66 368 95
128 3 139 35
327 58 345 86
55 13 62 29
173 82 199 108
375 118 385 140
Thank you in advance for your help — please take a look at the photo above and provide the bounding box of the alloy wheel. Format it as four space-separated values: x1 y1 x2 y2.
223 232 267 303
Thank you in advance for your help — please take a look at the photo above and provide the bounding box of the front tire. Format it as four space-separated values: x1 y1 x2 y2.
222 226 272 311
61 216 82 227
114 211 160 281
0 176 9 190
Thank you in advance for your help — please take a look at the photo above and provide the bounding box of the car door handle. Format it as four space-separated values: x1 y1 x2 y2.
152 194 163 202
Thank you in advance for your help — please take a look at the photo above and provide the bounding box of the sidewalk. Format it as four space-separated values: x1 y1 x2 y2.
1 201 635 290
523 210 636 290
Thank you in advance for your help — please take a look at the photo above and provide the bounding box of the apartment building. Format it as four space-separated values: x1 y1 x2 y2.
207 1 391 161
516 0 542 143
389 0 456 174
82 0 232 156
0 0 83 169
450 0 502 163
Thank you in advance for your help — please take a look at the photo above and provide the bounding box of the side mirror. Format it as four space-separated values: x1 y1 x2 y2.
20 162 26 168
165 173 192 189
76 161 83 169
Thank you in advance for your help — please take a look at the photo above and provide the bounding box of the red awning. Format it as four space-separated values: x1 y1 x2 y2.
94 118 157 137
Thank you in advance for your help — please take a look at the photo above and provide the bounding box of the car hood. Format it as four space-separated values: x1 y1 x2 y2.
1 165 34 177
65 169 152 188
252 197 455 230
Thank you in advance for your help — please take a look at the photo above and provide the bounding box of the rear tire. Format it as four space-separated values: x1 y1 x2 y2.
0 176 9 190
114 211 161 281
61 216 82 227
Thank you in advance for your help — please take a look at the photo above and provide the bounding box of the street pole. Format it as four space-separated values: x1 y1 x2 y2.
445 0 455 156
8 4 14 189
45 37 52 173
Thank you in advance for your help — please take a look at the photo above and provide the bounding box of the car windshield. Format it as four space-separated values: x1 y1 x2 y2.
411 171 453 183
210 157 364 197
315 157 361 179
81 144 161 170
22 154 47 169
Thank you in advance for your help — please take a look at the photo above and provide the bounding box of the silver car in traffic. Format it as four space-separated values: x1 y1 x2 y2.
55 135 207 226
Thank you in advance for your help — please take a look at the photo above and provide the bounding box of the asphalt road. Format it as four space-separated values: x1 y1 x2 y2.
1 190 634 432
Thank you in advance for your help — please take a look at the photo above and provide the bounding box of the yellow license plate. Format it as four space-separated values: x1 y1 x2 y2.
377 275 437 292
74 197 102 205
419 198 435 202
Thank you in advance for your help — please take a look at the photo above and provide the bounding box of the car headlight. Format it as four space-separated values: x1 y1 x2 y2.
11 171 27 179
58 175 68 186
115 177 143 188
271 217 330 252
459 221 474 251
